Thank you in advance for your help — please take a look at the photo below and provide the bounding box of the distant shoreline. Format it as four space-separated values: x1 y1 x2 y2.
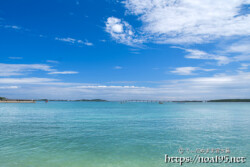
1 98 250 103
0 100 36 103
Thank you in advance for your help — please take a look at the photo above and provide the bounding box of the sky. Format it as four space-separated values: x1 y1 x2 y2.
0 0 250 100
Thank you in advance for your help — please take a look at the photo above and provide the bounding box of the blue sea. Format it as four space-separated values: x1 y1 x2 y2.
0 102 249 166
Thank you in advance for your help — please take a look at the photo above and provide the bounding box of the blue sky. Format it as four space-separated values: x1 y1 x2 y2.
0 0 250 100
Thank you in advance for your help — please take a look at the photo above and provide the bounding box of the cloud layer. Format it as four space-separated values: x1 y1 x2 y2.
171 67 215 75
48 71 79 75
1 72 250 100
0 63 52 76
123 0 250 44
0 63 78 76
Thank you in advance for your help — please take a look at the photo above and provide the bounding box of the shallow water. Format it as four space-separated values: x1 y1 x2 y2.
0 102 249 166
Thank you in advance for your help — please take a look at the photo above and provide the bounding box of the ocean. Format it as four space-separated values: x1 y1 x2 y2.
0 102 249 166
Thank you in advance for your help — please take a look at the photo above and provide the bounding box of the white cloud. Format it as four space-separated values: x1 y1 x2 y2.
171 67 198 75
171 67 215 75
107 81 138 84
225 39 250 61
48 71 78 75
123 0 250 44
158 72 250 99
75 85 145 89
112 23 124 33
0 63 78 76
239 63 250 70
3 25 21 30
46 60 59 64
228 42 250 53
1 72 250 100
83 41 93 46
172 47 231 65
100 39 106 42
55 37 93 46
171 39 250 65
114 66 123 69
0 78 58 84
105 17 143 46
55 37 76 43
174 72 250 89
174 39 250 64
0 63 53 76
184 49 231 65
0 86 18 89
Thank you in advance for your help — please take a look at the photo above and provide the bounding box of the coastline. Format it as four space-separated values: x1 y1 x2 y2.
0 100 36 103
1 98 250 103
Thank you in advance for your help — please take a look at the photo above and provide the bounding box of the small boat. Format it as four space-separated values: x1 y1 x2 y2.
159 101 163 104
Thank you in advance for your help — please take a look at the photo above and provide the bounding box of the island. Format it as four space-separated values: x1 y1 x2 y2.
1 97 108 103
207 99 250 102
0 97 36 103
1 96 250 103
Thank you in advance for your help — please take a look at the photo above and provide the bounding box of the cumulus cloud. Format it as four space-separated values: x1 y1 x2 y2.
123 0 250 44
171 67 215 75
105 17 143 46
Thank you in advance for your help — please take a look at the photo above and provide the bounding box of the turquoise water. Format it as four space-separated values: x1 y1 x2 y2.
0 102 249 167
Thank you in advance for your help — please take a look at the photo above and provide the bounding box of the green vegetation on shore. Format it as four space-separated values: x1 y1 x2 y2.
172 100 202 102
0 97 35 103
0 97 34 101
0 97 7 101
208 99 250 102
